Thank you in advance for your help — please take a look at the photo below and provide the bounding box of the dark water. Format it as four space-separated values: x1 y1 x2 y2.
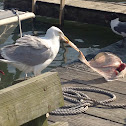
0 14 122 88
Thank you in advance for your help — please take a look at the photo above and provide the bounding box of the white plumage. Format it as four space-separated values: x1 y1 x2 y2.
0 26 69 76
110 13 126 46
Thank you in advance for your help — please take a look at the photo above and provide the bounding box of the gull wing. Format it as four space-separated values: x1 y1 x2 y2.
1 35 53 66
16 35 50 49
114 22 126 34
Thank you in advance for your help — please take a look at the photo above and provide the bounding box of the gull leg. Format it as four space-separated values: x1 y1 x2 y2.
25 72 33 80
33 69 41 76
25 73 28 78
24 73 28 80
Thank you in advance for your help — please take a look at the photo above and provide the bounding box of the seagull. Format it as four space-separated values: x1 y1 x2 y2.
110 13 126 47
0 26 76 77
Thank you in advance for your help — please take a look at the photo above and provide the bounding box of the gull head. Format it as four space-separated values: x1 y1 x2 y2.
45 26 64 39
45 26 69 42
110 13 119 20
46 26 80 52
105 13 119 23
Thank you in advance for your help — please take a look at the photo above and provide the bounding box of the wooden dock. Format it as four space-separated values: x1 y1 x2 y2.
0 39 125 125
0 39 126 126
4 0 126 25
0 10 35 26
0 72 67 126
47 39 126 126
37 0 126 14
4 0 126 15
35 0 126 25
49 60 126 126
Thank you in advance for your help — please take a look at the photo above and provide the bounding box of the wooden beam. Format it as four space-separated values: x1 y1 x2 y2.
59 0 65 26
0 72 64 126
50 122 69 126
22 115 48 126
0 11 35 26
32 0 37 13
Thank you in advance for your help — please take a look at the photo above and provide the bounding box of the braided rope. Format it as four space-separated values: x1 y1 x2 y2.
50 87 126 115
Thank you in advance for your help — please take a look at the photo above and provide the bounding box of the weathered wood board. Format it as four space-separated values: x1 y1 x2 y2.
0 72 64 126
37 0 126 14
49 63 126 126
49 122 69 126
0 10 35 26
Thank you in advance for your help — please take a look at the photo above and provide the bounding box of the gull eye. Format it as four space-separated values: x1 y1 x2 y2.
59 31 62 34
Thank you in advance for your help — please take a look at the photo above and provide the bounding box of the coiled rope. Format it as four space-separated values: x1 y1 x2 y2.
50 87 126 115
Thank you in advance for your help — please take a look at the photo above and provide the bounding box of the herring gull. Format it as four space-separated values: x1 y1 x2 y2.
110 13 126 47
0 26 78 77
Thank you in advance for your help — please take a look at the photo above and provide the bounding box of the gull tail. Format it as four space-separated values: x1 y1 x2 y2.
0 59 13 63
0 53 14 63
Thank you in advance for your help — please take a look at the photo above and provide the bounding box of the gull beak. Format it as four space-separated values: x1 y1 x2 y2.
61 35 80 52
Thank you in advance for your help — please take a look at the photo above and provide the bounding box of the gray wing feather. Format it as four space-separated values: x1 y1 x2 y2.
16 35 50 49
114 22 126 34
2 35 53 66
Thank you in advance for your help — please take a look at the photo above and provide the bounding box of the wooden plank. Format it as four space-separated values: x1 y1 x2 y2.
86 107 126 125
61 81 126 124
51 66 126 125
0 11 35 26
49 122 69 126
0 10 25 20
52 66 126 95
32 0 37 12
49 113 123 126
22 115 48 126
0 72 64 126
37 0 126 14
